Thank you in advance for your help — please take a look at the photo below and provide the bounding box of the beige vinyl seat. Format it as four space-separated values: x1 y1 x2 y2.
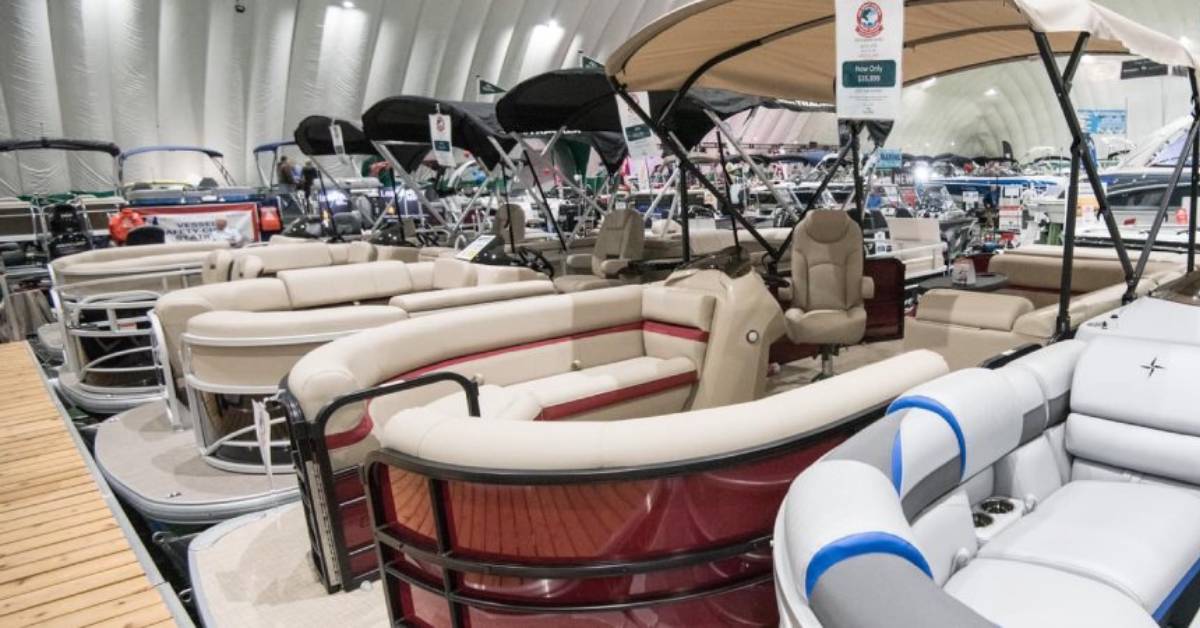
553 208 645 293
883 216 948 277
784 210 873 377
492 204 526 248
904 247 1185 369
200 241 378 283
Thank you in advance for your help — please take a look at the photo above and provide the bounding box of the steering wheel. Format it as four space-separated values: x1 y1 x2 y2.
516 247 555 278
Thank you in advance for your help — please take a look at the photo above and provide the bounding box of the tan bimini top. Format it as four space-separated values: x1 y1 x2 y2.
606 0 1200 103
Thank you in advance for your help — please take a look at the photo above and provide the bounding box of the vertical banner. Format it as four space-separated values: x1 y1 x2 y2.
429 113 456 168
615 91 661 161
836 0 904 120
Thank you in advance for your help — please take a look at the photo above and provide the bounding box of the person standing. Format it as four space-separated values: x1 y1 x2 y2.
301 160 319 199
212 217 245 248
276 155 296 187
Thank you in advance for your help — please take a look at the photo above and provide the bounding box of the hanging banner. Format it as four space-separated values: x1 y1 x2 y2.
135 202 259 243
998 185 1023 231
429 113 456 168
478 78 506 95
836 0 904 120
615 91 661 161
877 148 902 170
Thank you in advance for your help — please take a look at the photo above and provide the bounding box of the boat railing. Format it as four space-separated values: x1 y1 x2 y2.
273 371 480 594
177 328 392 473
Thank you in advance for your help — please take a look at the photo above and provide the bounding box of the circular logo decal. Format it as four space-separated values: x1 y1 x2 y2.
435 117 446 132
856 2 884 38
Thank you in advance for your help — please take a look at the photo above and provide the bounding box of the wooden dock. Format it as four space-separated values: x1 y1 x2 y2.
0 342 185 627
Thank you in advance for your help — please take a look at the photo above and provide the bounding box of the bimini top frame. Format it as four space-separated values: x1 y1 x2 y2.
605 0 1200 335
252 140 296 188
0 137 123 197
117 145 238 188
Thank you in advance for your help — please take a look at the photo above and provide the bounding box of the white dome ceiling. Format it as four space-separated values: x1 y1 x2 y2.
0 0 1194 195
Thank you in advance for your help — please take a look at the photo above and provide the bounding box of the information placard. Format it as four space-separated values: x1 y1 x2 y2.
615 91 661 161
455 234 497 261
429 113 456 167
836 0 904 120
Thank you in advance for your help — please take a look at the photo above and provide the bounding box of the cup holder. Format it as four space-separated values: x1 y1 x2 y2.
980 498 1015 515
973 512 994 528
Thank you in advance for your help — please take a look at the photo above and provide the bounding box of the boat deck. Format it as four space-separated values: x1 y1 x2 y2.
0 342 186 627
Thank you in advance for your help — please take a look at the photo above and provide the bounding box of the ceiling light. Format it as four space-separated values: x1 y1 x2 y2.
341 1 354 8
545 19 559 30
985 87 998 97
922 77 937 89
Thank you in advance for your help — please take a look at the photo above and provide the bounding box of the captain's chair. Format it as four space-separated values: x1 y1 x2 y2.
492 204 525 249
786 210 873 378
553 208 645 293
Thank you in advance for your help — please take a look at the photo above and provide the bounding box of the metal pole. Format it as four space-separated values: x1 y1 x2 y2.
492 136 568 253
1126 115 1200 300
1033 31 1134 286
704 110 798 215
714 132 740 249
774 141 855 255
1190 69 1199 273
678 157 691 262
849 122 865 225
610 84 778 258
1056 145 1082 338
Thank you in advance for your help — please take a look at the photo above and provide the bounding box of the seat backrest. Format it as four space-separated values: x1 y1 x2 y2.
789 210 864 311
125 225 166 246
493 204 526 245
277 261 422 309
591 209 645 276
1066 336 1200 486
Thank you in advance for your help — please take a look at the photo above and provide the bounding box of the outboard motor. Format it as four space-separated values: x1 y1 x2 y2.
46 203 93 259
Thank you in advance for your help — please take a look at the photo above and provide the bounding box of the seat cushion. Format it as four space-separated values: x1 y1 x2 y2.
553 274 630 293
508 356 696 420
784 305 866 345
978 480 1200 614
425 384 542 422
945 558 1157 628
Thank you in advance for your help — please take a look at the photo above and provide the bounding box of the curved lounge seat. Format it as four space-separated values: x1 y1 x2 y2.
358 350 948 625
775 337 1200 628
201 241 378 283
281 268 788 592
905 247 1184 369
154 258 551 470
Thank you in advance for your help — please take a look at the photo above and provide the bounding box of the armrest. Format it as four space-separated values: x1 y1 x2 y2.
565 253 593 272
390 280 555 315
861 276 875 300
914 289 1034 332
598 258 631 277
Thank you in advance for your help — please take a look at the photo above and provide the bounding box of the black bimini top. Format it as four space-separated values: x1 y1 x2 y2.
0 137 121 157
495 68 769 153
362 97 514 169
294 116 378 157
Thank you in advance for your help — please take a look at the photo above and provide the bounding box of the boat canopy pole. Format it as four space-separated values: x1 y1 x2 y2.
848 121 865 224
611 83 780 259
644 168 679 219
491 136 569 253
372 140 452 232
704 110 801 218
1190 69 1200 273
1126 110 1200 298
515 134 607 236
1034 32 1134 306
677 152 691 262
773 136 857 259
714 130 740 251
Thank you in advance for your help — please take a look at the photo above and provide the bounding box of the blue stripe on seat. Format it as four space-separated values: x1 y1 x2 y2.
1154 554 1200 621
890 430 903 493
805 531 932 598
887 395 967 481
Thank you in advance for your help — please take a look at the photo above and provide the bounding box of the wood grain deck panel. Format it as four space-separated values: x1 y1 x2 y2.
0 343 175 627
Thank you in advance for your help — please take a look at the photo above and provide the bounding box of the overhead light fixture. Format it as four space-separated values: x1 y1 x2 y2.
922 77 937 89
545 19 559 29
985 87 998 97
342 1 354 8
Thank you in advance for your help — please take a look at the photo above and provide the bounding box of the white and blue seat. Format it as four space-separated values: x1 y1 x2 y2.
775 337 1200 627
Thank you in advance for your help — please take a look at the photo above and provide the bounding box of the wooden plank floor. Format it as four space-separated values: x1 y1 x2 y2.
0 342 177 627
